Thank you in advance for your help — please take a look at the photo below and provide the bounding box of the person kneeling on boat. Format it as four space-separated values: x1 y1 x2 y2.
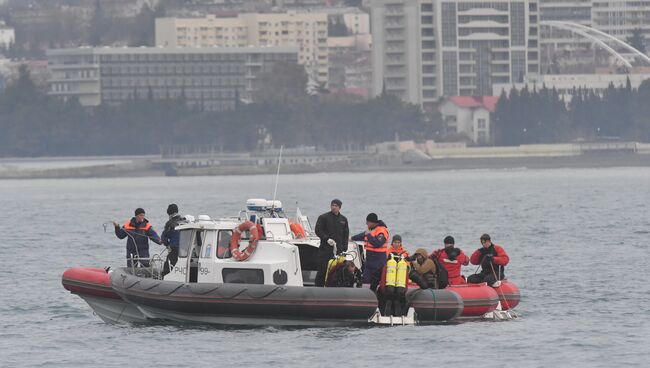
326 260 362 288
408 248 438 289
432 235 469 285
351 213 389 292
113 208 161 268
468 234 509 287
161 203 182 277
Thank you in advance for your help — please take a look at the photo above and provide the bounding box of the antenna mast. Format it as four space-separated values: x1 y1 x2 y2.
272 145 283 202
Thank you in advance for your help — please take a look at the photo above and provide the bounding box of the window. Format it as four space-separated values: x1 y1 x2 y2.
422 40 435 49
423 90 436 98
441 3 457 47
510 2 526 46
222 268 264 284
217 230 233 259
178 230 193 258
478 118 487 129
442 51 458 95
201 231 216 259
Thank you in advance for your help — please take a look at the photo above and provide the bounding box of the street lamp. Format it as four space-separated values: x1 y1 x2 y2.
522 128 527 144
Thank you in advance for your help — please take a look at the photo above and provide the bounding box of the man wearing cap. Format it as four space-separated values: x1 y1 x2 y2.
314 199 349 287
113 208 161 267
432 235 469 285
351 213 389 292
161 204 183 277
468 234 509 287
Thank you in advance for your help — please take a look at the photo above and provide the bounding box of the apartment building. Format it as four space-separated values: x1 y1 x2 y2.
328 34 371 93
343 12 370 35
156 12 329 84
371 0 540 111
47 46 298 111
592 0 650 41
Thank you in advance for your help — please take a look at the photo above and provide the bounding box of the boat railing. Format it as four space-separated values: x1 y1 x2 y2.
127 254 165 279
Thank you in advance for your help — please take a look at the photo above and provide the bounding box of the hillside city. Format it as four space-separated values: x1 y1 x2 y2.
1 0 650 165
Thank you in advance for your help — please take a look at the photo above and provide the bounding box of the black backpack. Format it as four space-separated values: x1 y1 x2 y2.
431 257 449 289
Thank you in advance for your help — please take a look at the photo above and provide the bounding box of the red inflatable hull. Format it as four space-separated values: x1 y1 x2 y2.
61 267 121 300
492 280 520 310
447 283 499 317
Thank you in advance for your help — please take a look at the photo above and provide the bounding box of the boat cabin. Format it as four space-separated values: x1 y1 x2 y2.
163 214 305 287
162 199 362 287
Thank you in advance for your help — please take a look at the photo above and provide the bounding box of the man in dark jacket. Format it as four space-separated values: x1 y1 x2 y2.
113 208 161 267
314 199 349 287
161 203 183 277
468 234 510 287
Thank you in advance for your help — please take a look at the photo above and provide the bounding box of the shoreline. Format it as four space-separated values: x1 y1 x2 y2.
1 152 648 179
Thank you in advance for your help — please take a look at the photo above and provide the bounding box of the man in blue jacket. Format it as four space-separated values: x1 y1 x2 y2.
351 213 389 292
113 208 161 267
161 203 183 276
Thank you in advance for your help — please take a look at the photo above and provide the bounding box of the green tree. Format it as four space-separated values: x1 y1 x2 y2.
130 3 166 46
254 62 309 107
88 0 109 46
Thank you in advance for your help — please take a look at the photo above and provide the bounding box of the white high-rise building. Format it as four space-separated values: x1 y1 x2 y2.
591 0 650 42
538 0 594 73
371 0 540 110
540 0 592 25
156 12 329 85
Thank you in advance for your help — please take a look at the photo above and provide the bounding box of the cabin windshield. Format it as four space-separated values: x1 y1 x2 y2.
178 229 193 258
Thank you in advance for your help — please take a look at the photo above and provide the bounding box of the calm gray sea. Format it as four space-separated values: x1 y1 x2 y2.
1 168 649 367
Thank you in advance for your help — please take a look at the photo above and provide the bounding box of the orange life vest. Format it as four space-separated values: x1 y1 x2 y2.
123 221 152 231
389 245 409 258
364 226 389 254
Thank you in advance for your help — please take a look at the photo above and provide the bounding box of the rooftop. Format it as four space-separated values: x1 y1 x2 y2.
448 96 498 112
46 46 299 56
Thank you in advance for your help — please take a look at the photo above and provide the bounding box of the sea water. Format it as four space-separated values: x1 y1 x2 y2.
1 168 648 367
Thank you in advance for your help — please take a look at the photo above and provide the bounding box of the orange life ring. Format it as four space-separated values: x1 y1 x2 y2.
229 221 259 261
289 222 306 238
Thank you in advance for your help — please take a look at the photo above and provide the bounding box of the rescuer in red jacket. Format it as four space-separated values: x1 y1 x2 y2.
468 234 509 287
432 235 469 285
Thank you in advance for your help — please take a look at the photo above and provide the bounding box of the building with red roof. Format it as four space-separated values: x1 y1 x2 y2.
439 96 497 144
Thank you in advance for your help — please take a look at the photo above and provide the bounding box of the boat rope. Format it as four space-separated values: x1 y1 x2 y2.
103 222 161 241
115 304 127 323
104 221 168 277
489 262 518 318
428 288 437 322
